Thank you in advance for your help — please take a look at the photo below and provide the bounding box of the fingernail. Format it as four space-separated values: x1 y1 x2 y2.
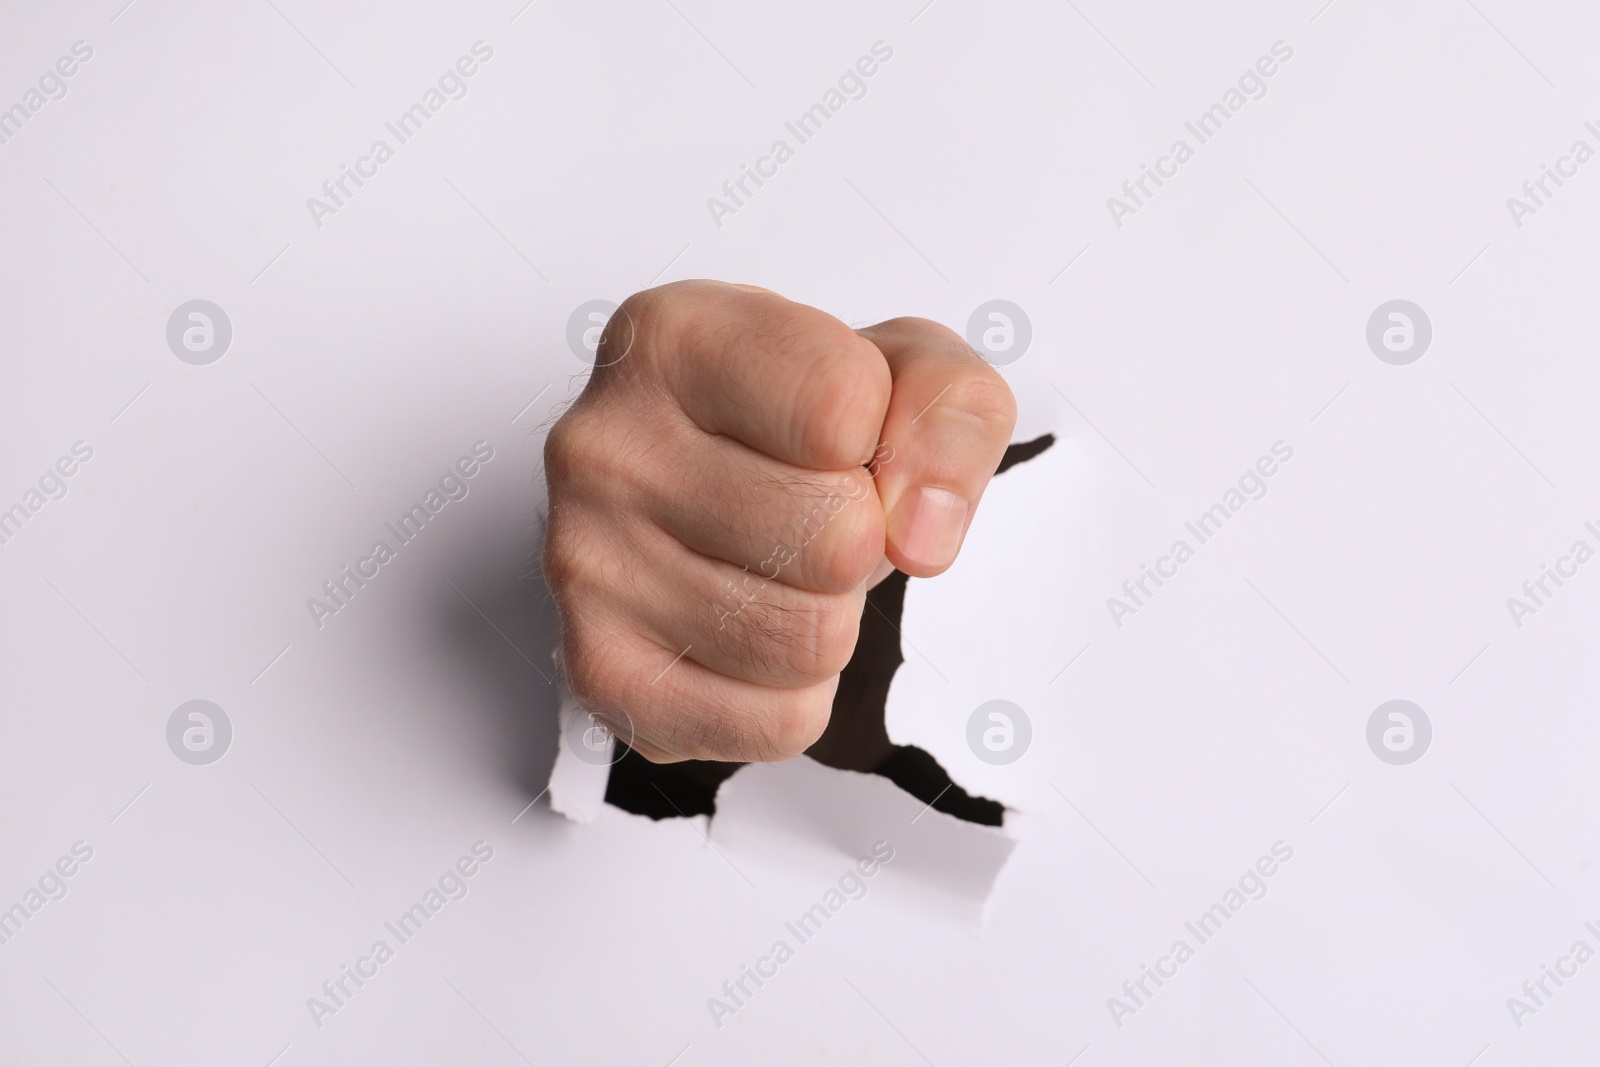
893 487 968 571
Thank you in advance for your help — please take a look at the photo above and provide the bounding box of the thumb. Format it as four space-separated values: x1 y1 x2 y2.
855 317 1018 579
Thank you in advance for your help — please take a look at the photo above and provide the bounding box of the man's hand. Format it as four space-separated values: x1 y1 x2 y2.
543 281 1016 763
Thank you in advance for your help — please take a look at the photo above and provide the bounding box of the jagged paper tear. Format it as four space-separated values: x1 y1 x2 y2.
546 670 611 823
547 694 1018 913
711 756 1017 918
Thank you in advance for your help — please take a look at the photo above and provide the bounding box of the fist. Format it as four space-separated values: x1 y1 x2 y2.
543 281 1016 763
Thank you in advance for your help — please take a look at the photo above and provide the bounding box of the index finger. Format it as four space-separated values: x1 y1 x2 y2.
605 281 892 471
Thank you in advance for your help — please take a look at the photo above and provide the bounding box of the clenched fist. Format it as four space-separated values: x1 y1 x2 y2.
543 281 1016 763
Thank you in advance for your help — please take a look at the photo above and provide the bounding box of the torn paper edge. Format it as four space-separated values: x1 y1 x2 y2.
546 655 612 823
545 655 1021 914
710 756 1017 919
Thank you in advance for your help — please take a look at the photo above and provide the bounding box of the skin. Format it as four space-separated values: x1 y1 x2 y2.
543 280 1017 763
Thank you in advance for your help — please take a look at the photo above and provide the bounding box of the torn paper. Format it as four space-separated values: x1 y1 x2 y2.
710 756 1017 919
546 673 612 823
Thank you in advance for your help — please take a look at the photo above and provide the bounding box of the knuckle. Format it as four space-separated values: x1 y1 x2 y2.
759 686 836 759
541 513 612 620
807 595 862 678
812 489 885 591
543 409 596 490
662 711 728 762
872 315 961 346
618 281 709 364
559 626 616 713
563 658 605 713
946 370 1018 439
539 506 584 592
617 285 674 331
798 336 893 467
726 589 858 685
546 400 672 504
539 528 577 594
664 687 830 763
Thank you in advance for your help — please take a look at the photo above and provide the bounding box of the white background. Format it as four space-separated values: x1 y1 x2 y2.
3 0 1599 1063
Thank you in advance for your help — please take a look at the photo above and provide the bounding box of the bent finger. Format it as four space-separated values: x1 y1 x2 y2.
855 317 1017 578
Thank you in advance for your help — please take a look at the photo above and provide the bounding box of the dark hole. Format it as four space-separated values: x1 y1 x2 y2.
604 434 1055 825
605 746 740 820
